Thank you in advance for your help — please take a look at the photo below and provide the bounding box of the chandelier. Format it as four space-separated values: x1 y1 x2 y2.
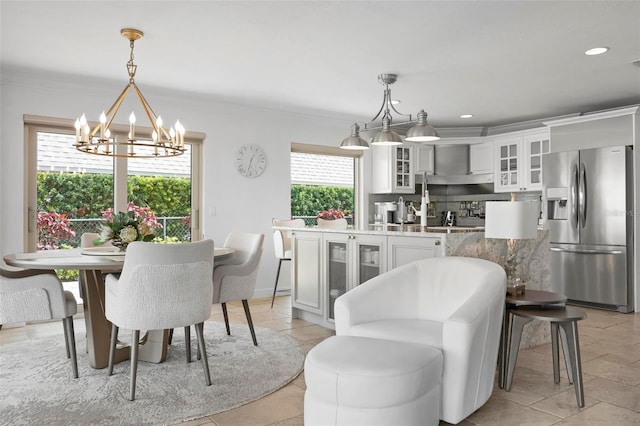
340 73 440 150
74 28 185 158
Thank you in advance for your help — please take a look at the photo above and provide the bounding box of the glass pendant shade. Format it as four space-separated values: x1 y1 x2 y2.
340 123 370 150
405 110 440 142
371 117 403 146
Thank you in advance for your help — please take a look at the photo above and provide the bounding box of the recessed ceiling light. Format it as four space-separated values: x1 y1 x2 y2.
460 114 473 119
585 47 609 56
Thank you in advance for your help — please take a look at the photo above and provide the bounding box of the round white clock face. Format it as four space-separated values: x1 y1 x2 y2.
235 144 266 177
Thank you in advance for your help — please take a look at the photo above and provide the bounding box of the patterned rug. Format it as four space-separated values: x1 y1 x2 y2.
0 321 305 425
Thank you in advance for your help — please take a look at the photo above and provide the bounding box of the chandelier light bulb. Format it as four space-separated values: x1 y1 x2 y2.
129 112 136 124
80 114 87 127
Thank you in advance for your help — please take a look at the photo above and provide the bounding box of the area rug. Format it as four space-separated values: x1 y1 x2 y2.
0 321 305 425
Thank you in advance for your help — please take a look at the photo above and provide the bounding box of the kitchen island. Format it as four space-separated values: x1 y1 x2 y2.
276 224 551 348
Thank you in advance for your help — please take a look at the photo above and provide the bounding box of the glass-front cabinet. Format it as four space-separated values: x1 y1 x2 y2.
494 130 550 192
324 233 386 321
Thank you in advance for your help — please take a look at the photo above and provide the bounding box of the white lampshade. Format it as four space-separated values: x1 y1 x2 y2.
485 201 538 240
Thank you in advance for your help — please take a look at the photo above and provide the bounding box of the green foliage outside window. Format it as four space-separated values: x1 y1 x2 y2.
290 184 354 217
37 172 190 218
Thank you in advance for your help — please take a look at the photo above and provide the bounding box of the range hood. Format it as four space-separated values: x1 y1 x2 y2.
425 145 494 185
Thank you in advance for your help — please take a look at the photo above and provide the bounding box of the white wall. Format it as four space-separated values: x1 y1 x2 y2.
0 66 363 298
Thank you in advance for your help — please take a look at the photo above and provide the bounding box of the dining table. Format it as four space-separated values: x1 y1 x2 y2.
4 246 234 369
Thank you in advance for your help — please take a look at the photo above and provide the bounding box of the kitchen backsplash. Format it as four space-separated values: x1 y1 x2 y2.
369 184 542 227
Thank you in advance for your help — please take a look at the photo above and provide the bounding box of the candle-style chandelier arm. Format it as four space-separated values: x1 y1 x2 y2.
132 84 162 136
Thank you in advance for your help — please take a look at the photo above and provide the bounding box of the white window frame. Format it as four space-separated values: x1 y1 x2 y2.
290 143 364 228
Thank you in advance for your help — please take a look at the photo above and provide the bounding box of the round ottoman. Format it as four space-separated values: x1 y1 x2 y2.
304 336 443 426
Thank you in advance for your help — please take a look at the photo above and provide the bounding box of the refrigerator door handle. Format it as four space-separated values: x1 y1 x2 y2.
578 162 587 228
571 163 579 230
550 247 623 255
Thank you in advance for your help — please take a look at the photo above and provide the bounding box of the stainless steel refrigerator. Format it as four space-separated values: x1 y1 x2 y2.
543 145 634 312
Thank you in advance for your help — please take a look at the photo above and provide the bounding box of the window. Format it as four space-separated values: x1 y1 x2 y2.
290 143 363 227
24 115 203 252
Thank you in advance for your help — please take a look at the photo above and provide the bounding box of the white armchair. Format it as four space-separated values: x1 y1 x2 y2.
334 256 506 424
212 232 264 346
271 218 305 307
105 240 215 401
0 266 79 378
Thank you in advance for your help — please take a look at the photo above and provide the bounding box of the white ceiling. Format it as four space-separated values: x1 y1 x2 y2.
2 0 639 131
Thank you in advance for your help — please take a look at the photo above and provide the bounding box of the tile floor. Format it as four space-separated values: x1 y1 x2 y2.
2 296 640 425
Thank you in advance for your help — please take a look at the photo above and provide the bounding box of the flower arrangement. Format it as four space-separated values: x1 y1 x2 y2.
317 208 346 220
97 202 161 251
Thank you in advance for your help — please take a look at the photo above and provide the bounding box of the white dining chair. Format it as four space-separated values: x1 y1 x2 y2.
105 240 215 401
317 217 348 229
0 266 79 378
271 218 305 308
212 232 264 346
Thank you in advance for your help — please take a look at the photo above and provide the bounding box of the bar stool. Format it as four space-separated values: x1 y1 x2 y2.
506 305 587 407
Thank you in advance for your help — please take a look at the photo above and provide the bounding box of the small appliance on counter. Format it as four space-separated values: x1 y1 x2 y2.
374 202 397 224
441 211 457 227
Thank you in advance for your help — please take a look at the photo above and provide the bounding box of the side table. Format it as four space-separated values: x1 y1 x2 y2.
506 306 587 407
498 290 567 389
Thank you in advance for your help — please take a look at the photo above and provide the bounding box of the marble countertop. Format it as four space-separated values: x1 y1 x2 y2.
273 224 486 237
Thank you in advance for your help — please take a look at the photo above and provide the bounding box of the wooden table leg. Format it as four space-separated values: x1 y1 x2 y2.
80 269 168 369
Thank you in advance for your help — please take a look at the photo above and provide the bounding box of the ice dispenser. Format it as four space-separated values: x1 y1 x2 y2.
546 187 569 220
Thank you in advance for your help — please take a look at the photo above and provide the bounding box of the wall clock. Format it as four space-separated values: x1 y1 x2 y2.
235 144 267 177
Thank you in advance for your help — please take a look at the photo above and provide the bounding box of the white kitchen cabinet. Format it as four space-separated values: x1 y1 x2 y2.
324 233 386 321
387 235 443 270
413 144 435 175
469 142 494 175
494 130 550 192
291 230 323 315
372 145 415 193
523 132 550 190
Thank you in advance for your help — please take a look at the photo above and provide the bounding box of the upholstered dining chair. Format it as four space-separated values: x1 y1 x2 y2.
212 232 264 346
105 240 215 401
317 218 348 229
271 218 305 308
81 232 118 248
0 266 79 378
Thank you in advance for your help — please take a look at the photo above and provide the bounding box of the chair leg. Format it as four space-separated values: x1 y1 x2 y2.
194 322 212 386
63 317 79 379
129 330 140 401
108 324 119 376
221 302 231 335
62 320 71 359
185 326 192 363
196 323 202 360
506 314 533 391
271 258 285 308
168 328 174 345
242 299 258 346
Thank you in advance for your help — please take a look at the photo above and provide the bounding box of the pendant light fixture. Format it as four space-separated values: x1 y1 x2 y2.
339 73 440 150
74 28 186 158
340 123 370 150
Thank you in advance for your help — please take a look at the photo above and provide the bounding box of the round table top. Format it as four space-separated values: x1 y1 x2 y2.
506 289 567 307
3 246 234 271
510 305 588 322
